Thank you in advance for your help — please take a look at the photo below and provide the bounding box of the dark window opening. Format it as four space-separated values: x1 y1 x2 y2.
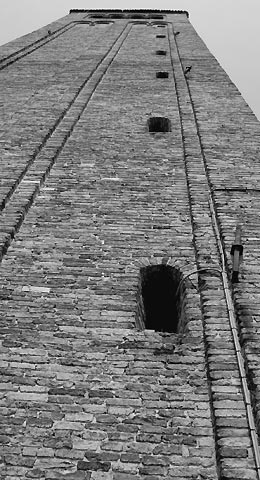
150 15 164 19
156 71 169 78
108 13 124 18
138 265 182 333
156 34 166 38
130 14 146 18
156 50 167 55
148 117 171 132
74 21 92 24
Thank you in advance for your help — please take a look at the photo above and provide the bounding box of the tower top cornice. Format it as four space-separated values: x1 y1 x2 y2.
69 9 189 17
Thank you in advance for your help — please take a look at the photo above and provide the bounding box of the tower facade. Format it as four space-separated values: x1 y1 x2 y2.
1 9 260 480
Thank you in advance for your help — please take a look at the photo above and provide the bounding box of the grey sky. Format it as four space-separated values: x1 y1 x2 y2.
1 0 259 120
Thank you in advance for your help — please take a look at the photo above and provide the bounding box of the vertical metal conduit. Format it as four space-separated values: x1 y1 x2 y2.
208 196 260 478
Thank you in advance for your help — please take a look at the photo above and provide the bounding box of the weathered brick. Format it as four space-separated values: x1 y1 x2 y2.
45 472 90 480
49 388 85 397
25 468 44 478
27 417 53 428
0 7 259 480
36 448 55 457
53 421 84 431
77 460 111 471
23 447 39 457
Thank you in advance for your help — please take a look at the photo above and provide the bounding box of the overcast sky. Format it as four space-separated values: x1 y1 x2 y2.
0 0 259 120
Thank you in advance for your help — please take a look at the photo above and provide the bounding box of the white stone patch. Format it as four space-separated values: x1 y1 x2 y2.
101 177 121 181
22 285 50 293
91 473 113 480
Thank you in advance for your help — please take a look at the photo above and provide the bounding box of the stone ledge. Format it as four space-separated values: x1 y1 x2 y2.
69 9 189 17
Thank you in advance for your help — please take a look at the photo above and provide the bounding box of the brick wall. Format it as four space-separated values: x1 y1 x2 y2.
0 10 259 480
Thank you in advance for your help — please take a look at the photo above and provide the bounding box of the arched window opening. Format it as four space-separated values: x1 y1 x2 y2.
137 265 183 333
156 71 169 78
148 117 171 133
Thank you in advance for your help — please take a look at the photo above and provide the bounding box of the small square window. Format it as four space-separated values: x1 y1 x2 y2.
156 50 167 56
148 117 171 133
156 72 169 78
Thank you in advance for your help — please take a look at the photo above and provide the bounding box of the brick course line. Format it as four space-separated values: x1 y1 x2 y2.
175 25 260 477
168 22 259 479
167 23 222 478
0 16 151 71
0 24 132 262
0 22 129 210
0 22 81 71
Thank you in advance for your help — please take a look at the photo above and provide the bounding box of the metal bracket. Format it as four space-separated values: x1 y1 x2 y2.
230 225 243 283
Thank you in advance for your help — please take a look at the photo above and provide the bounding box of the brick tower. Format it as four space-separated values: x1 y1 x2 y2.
1 8 260 480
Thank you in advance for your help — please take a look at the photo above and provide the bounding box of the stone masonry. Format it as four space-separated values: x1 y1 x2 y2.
0 8 260 480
